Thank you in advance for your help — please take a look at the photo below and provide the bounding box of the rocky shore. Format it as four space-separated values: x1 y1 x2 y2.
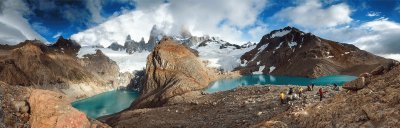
103 85 340 127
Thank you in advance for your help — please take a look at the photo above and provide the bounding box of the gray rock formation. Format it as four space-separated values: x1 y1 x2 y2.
107 42 124 51
125 35 146 54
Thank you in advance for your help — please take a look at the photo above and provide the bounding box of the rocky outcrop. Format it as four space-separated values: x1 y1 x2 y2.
343 60 399 91
130 37 212 109
267 64 400 127
0 40 126 99
81 49 120 84
29 89 91 128
125 35 146 54
49 36 81 57
237 26 393 78
0 82 110 128
107 42 124 51
0 41 94 86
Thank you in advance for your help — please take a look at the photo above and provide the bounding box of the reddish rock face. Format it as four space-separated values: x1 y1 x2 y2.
130 37 212 109
28 89 91 128
237 26 393 78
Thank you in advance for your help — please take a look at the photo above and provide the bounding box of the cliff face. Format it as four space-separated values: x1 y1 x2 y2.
0 39 124 99
0 41 94 86
237 26 393 78
80 49 120 84
130 37 212 109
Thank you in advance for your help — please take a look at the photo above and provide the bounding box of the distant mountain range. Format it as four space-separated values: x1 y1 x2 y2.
107 25 256 54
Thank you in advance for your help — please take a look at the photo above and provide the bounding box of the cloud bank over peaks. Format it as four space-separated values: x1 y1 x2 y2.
274 0 352 28
71 0 269 47
0 0 47 44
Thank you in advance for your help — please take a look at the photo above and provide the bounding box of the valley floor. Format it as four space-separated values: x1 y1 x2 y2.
103 85 340 127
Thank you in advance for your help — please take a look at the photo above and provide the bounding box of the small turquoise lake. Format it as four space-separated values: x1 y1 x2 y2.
72 75 356 118
72 90 139 118
205 75 357 93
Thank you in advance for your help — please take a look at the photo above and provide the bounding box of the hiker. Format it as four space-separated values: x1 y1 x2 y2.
318 88 327 101
333 83 339 91
288 87 294 95
307 85 312 91
280 92 286 104
311 84 315 91
298 87 304 97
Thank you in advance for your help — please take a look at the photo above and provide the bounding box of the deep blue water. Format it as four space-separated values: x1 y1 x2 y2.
71 90 139 118
205 75 357 93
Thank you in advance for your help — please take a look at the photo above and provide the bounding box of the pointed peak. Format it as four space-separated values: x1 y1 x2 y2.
140 37 145 42
126 35 132 41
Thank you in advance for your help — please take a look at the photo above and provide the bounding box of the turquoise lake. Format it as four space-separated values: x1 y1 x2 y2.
71 90 139 118
205 75 357 93
72 75 356 118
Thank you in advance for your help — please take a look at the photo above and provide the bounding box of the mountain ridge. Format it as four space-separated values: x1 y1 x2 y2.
236 26 394 78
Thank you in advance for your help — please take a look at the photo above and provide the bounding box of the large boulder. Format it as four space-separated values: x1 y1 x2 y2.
130 37 212 109
342 77 366 91
28 89 91 128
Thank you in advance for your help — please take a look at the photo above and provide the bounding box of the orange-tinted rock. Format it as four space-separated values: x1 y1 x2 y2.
130 37 212 109
28 89 91 128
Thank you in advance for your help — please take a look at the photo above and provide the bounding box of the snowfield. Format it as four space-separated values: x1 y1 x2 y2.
78 41 255 73
78 47 150 73
193 41 255 72
271 30 291 38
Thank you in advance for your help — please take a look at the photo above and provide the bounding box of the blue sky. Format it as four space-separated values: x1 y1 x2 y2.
0 0 397 43
0 0 400 60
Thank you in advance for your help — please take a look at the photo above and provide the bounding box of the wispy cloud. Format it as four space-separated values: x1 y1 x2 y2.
52 32 62 39
366 11 380 17
0 0 47 44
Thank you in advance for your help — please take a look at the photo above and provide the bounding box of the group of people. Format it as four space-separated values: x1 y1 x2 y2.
279 83 340 104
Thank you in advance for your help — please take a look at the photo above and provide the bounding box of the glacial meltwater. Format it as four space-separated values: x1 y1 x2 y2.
72 90 139 118
205 75 357 93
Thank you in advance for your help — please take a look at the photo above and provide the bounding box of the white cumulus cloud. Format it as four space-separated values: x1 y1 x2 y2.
273 0 352 28
0 0 47 44
71 0 269 47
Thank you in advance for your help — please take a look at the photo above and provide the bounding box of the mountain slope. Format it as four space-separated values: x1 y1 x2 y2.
0 38 129 99
237 26 393 78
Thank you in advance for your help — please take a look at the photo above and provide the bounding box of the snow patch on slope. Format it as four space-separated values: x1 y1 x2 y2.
288 42 297 49
253 65 265 75
78 47 150 72
269 66 276 73
195 41 255 71
271 30 291 38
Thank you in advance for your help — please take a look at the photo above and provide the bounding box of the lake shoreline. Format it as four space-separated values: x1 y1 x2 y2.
101 85 343 127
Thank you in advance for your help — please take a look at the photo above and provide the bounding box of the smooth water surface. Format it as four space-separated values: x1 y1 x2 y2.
72 90 139 118
206 75 357 93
